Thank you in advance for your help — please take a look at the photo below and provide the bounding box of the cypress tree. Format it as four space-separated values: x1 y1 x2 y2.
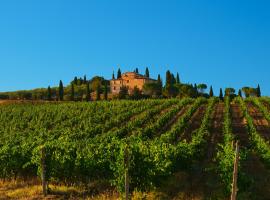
209 86 214 97
257 84 261 97
86 82 90 101
83 75 87 84
238 89 242 98
59 80 64 101
171 74 176 85
74 76 78 85
112 71 115 79
47 86 52 101
117 68 122 79
71 83 75 101
145 67 150 78
104 82 108 100
219 88 224 100
194 84 198 98
135 68 139 74
166 70 171 86
157 74 162 96
176 73 180 84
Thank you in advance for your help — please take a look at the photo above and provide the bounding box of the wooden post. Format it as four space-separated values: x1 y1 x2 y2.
231 141 239 200
124 146 129 200
41 147 47 196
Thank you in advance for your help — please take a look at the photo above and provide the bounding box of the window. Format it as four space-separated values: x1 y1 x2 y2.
114 86 116 90
127 80 129 83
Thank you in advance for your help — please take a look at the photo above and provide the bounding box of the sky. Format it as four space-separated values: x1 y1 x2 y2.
0 0 270 95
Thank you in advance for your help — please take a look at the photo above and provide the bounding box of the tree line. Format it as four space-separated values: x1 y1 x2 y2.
0 68 262 101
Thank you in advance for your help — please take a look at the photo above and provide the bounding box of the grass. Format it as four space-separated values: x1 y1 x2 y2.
0 180 119 200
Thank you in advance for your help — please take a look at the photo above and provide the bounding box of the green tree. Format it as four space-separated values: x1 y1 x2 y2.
257 84 261 97
96 85 101 101
145 67 150 78
59 80 64 101
209 86 214 97
197 84 207 94
242 87 254 98
171 74 176 85
83 75 87 84
165 70 172 86
157 74 163 96
112 71 115 79
117 68 122 79
131 86 142 99
86 82 90 101
135 68 139 74
74 76 78 85
47 86 52 101
164 70 175 97
219 88 224 100
118 86 128 99
238 89 242 98
176 73 180 84
225 88 235 97
194 84 198 98
71 83 75 101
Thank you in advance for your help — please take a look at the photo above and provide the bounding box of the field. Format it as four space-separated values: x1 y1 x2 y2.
1 97 270 199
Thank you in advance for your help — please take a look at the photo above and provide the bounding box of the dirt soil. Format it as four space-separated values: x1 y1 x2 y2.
231 102 270 199
180 105 206 142
158 105 190 135
246 102 270 141
231 103 249 147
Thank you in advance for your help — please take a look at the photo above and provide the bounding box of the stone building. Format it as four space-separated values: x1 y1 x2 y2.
110 72 157 94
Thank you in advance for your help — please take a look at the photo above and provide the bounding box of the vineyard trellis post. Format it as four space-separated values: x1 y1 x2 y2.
231 141 239 200
124 145 129 200
41 146 47 197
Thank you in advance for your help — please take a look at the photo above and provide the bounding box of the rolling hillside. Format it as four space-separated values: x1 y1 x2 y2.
1 97 270 199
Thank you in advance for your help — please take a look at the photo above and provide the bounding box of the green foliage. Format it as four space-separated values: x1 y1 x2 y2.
145 67 150 78
47 86 52 101
209 86 214 97
238 97 270 166
216 97 235 194
219 88 224 100
59 80 64 101
117 68 122 79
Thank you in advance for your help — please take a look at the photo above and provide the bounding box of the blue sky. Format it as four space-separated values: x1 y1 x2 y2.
0 0 270 95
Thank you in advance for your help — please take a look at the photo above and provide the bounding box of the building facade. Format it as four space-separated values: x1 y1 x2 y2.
110 72 157 94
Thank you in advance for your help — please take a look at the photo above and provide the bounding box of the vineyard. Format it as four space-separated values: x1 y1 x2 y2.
1 97 270 199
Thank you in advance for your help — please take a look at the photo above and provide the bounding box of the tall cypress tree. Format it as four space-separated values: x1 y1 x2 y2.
135 68 139 74
157 74 162 96
47 86 52 101
74 76 78 85
166 70 171 86
83 75 87 84
219 88 224 100
171 74 176 85
71 83 75 101
145 67 150 78
112 71 115 79
194 84 198 98
59 80 64 101
257 84 261 97
86 82 90 101
104 82 108 100
238 89 242 98
176 73 180 84
165 70 175 97
209 86 214 97
117 68 122 79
